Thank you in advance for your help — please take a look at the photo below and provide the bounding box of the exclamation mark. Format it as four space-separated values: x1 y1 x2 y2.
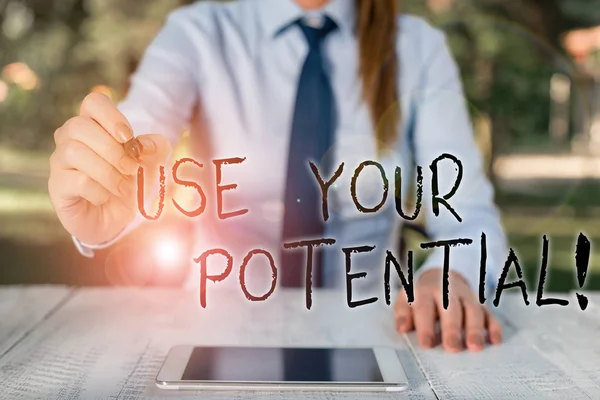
575 233 591 310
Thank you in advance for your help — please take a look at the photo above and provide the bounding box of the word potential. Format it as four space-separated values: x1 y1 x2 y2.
136 155 591 311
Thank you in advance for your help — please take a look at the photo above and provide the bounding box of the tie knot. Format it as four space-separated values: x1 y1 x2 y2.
297 16 337 48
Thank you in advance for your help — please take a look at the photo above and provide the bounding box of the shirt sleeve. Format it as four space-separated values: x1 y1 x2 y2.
411 27 508 293
74 9 199 257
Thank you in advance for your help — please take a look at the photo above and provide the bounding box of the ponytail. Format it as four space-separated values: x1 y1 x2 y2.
356 0 400 152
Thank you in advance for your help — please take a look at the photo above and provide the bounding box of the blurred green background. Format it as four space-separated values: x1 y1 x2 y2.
1 0 599 292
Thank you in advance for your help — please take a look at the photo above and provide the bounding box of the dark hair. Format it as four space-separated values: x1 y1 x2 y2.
356 0 400 151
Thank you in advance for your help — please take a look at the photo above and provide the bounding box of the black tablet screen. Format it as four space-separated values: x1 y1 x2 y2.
181 347 383 382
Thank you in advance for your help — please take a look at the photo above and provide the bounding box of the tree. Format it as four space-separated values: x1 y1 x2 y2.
404 0 599 179
0 0 186 149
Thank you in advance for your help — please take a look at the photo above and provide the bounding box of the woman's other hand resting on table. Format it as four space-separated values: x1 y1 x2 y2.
394 269 503 352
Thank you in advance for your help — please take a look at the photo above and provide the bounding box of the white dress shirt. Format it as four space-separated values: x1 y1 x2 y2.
75 0 507 294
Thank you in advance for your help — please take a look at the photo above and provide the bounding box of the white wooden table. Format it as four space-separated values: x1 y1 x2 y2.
0 286 598 399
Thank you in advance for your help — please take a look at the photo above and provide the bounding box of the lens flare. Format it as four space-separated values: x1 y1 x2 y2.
153 234 186 269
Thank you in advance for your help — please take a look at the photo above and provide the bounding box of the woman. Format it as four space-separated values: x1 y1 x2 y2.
48 0 506 353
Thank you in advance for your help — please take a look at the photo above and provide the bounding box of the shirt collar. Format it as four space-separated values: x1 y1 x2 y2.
249 0 356 38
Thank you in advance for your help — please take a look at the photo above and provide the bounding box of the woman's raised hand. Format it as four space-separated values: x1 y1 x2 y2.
48 93 171 246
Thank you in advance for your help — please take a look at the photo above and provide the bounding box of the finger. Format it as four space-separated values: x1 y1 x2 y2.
136 134 172 165
438 297 463 353
394 295 414 333
79 92 133 143
412 295 437 349
54 140 133 198
485 307 503 345
49 169 112 207
54 116 138 176
463 299 485 352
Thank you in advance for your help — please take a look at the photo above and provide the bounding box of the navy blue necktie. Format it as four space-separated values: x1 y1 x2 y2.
281 17 338 288
281 17 337 383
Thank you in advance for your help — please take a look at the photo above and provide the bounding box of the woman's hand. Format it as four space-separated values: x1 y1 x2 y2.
48 93 171 246
394 268 503 352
